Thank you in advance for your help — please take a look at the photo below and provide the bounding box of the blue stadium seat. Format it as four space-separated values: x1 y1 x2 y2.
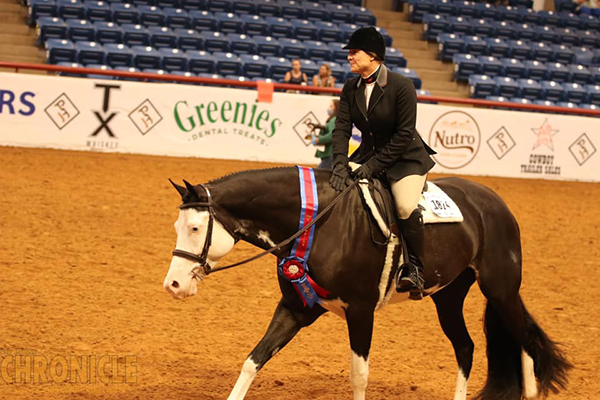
573 47 594 66
305 40 331 61
132 46 162 69
453 53 480 81
541 80 565 101
29 0 57 25
539 10 560 27
479 55 503 76
493 20 515 40
228 33 256 54
509 97 533 106
175 28 203 50
186 50 216 73
569 64 592 85
141 69 170 82
508 40 531 60
523 59 547 80
291 19 318 40
157 0 181 8
552 44 575 64
474 2 495 19
533 99 556 107
255 0 280 17
530 42 554 63
463 35 486 56
416 88 432 96
224 75 252 87
84 1 111 22
110 3 139 25
434 0 457 16
304 2 329 22
386 47 407 68
393 67 422 89
408 0 434 22
448 16 471 35
499 5 521 23
534 26 559 45
66 19 95 42
547 62 570 82
240 54 269 78
590 66 600 84
266 56 291 80
130 0 156 6
558 11 581 29
94 21 122 44
114 66 141 81
374 27 393 47
495 76 519 97
315 21 342 42
517 78 542 100
485 96 509 104
422 13 447 41
300 58 319 77
580 103 600 110
57 0 85 20
36 17 67 44
515 23 537 41
279 38 307 58
139 6 165 26
486 37 510 58
75 41 104 64
214 12 242 33
519 7 542 25
240 14 269 36
350 6 376 25
501 57 526 79
200 31 230 52
279 0 304 19
578 30 598 48
46 38 76 63
266 16 294 38
328 42 347 64
160 47 189 71
171 71 197 83
231 0 255 14
190 10 217 31
584 84 600 104
86 64 114 80
437 33 462 61
563 82 587 103
207 0 233 13
214 52 243 75
556 0 577 12
468 74 495 98
579 14 600 31
322 60 345 82
122 24 150 46
255 35 281 57
557 28 579 46
55 61 84 77
149 26 177 48
164 8 191 29
326 4 352 23
104 43 133 67
555 101 579 109
197 73 224 81
340 23 361 42
471 17 494 37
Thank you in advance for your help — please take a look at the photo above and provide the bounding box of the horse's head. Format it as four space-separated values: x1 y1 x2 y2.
163 180 236 299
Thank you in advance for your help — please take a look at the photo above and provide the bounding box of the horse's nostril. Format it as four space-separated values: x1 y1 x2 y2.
171 280 179 289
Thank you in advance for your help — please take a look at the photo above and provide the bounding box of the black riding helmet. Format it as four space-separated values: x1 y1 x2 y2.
343 26 386 62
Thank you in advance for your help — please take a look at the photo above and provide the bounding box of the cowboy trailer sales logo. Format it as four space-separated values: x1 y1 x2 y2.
428 110 481 169
520 118 561 176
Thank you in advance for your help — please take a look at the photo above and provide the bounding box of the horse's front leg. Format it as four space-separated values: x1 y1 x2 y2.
345 307 375 400
227 297 324 400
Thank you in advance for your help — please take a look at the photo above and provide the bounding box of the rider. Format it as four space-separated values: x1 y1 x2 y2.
328 27 437 298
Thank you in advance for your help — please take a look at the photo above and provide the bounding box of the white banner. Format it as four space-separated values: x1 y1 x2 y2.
0 72 598 181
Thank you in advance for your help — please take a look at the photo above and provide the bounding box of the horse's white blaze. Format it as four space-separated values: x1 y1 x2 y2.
350 352 369 400
453 368 468 400
227 357 259 400
164 208 235 299
257 230 276 247
522 349 539 399
319 298 349 319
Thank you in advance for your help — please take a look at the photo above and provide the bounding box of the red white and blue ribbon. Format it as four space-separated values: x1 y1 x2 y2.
278 166 329 308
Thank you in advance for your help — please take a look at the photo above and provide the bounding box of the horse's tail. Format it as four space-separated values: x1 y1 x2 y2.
475 296 572 400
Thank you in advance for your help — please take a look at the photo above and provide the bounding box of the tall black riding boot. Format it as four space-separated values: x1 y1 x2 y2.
396 208 425 299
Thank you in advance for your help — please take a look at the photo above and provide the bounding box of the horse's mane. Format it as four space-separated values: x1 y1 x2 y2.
207 166 295 185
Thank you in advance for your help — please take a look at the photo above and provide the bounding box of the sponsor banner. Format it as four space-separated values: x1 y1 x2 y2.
0 73 598 181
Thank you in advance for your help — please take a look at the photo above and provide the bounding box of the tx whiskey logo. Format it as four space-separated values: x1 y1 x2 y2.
91 83 120 138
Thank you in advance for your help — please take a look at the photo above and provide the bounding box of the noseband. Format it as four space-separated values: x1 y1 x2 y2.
171 184 217 280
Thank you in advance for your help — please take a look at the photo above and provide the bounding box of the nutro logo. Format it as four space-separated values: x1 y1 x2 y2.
428 110 481 169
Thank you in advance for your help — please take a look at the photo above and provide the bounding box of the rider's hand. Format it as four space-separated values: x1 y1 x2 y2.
353 164 373 180
330 163 352 192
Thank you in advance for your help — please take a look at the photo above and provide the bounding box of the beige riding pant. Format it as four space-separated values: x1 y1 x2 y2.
390 174 427 220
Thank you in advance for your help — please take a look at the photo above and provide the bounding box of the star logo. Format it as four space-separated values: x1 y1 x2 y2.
531 118 559 151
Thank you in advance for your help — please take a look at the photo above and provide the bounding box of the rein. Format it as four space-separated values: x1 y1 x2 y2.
172 179 360 277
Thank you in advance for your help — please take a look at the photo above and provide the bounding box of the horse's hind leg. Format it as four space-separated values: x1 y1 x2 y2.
227 297 324 400
431 268 476 400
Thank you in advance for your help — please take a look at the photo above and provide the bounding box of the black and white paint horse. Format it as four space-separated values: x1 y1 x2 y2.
163 167 571 400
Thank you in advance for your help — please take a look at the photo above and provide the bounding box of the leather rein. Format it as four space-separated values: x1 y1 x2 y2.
171 180 360 279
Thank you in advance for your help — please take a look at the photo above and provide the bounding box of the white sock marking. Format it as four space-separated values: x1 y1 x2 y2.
522 349 539 399
453 368 469 400
227 357 259 400
350 352 369 400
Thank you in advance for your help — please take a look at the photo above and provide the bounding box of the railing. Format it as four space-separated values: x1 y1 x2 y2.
2 61 600 117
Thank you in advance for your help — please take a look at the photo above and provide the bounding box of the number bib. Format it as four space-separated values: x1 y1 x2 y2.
423 192 462 219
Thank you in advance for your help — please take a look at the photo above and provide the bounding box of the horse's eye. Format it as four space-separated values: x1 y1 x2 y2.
192 227 199 232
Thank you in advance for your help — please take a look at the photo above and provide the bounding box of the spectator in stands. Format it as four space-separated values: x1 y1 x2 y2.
312 64 336 89
573 0 598 12
305 99 339 169
284 59 307 85
329 27 436 299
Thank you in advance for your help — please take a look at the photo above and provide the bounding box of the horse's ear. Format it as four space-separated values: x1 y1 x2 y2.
169 179 187 198
183 180 198 197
